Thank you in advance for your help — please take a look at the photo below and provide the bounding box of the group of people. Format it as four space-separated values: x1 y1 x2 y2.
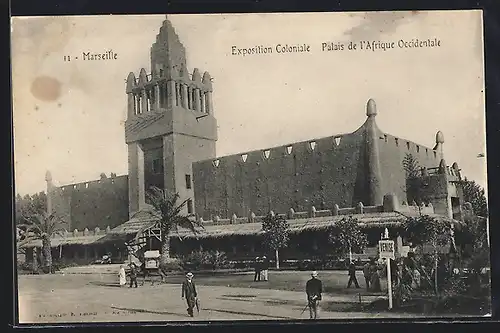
119 258 169 288
115 257 407 320
344 258 384 291
361 259 383 291
118 262 139 288
253 256 270 282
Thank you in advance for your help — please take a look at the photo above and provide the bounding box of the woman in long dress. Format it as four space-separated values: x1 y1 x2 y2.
119 265 126 287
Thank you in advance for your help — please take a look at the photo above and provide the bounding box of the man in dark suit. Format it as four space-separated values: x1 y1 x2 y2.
347 261 360 288
306 271 322 319
128 262 138 288
181 272 198 317
253 257 262 282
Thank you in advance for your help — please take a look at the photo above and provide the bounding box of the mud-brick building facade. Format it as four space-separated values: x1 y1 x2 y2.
21 18 465 263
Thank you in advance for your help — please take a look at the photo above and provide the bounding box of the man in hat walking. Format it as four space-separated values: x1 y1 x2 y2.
305 271 322 319
347 261 360 288
181 272 198 317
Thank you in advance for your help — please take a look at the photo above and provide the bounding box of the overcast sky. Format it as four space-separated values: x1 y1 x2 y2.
11 10 487 196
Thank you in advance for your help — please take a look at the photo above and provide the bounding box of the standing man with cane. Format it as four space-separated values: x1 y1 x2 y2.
182 272 198 317
305 271 322 319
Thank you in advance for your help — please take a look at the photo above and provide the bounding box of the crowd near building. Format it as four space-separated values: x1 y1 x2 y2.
21 18 465 265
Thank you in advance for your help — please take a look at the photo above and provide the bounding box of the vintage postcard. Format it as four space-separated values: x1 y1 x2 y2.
12 11 490 324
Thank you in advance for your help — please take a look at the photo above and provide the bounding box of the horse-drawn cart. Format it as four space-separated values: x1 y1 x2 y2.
141 250 164 285
144 250 160 269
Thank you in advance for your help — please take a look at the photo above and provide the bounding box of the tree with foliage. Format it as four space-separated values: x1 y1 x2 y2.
453 205 490 292
403 215 452 295
401 153 432 206
15 192 47 226
261 213 290 269
454 206 488 256
15 192 49 260
458 178 488 218
145 187 204 266
327 216 368 261
18 209 66 273
402 153 421 178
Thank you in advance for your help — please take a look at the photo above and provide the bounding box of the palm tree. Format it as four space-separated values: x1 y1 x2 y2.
145 187 204 265
19 210 66 273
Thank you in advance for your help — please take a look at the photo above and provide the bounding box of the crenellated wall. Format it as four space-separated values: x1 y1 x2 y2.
193 99 446 221
47 174 129 231
193 129 366 220
378 132 441 203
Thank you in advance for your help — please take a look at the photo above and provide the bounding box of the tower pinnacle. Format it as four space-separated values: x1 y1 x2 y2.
366 98 377 117
45 170 52 182
436 131 445 144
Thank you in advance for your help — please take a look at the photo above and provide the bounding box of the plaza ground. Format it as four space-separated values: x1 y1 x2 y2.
17 265 466 323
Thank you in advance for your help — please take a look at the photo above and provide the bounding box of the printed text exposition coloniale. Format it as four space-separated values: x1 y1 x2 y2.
231 38 441 56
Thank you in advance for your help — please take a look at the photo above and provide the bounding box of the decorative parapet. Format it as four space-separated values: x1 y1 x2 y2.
314 209 332 217
338 207 356 215
53 227 111 239
399 202 435 215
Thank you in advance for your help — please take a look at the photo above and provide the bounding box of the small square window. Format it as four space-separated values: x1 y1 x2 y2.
185 174 192 189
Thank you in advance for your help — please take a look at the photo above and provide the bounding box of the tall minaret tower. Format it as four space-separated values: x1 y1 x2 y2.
125 17 217 218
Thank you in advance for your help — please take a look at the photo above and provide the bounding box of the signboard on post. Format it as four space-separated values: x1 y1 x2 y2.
379 240 395 259
378 239 395 310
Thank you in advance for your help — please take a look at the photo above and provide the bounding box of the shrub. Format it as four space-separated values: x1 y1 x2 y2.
442 275 468 296
179 250 232 271
159 258 182 273
17 261 38 274
209 250 232 270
